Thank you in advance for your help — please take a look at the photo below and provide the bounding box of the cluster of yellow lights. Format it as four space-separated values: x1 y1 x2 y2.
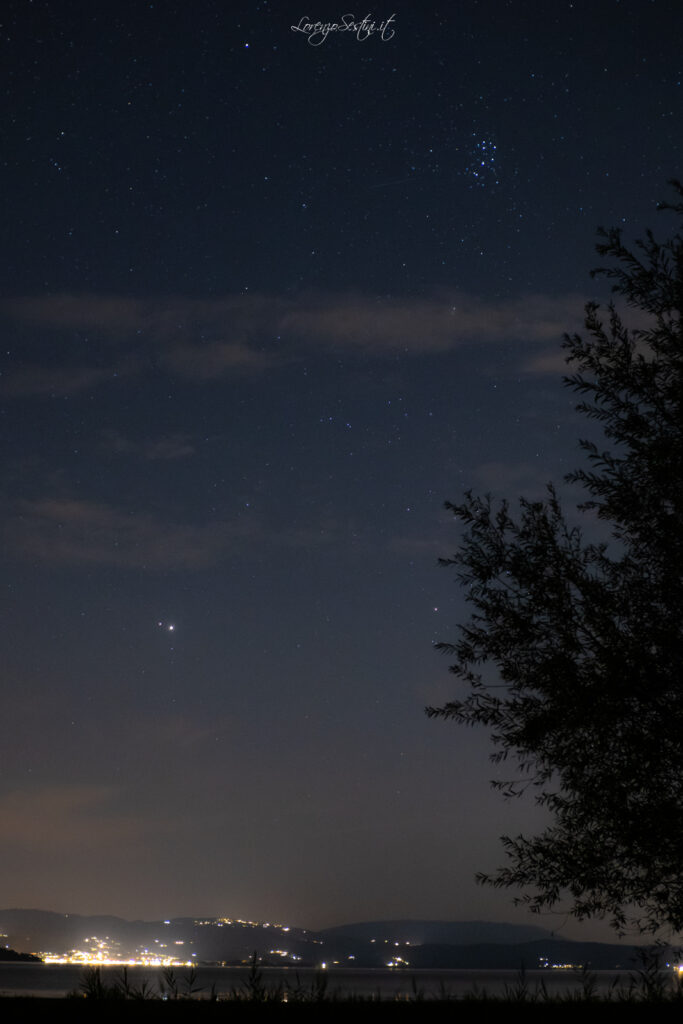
41 934 195 967
43 954 195 966
538 957 581 970
194 917 290 931
370 939 411 946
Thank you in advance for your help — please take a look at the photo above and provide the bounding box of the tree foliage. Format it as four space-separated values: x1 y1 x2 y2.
427 183 683 934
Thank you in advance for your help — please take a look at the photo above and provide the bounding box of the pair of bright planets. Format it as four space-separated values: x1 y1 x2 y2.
158 621 175 631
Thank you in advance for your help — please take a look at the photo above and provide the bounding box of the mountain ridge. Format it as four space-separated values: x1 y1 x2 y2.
0 909 652 970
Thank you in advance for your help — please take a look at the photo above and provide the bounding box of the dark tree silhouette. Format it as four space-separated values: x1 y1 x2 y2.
427 183 683 934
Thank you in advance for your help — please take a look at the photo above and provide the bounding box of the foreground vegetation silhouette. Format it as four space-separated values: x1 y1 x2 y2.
428 183 683 934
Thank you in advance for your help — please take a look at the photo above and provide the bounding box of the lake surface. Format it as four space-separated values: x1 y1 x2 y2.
0 963 661 1000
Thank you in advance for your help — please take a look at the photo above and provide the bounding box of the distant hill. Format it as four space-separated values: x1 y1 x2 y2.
0 909 653 970
319 919 557 946
406 938 640 970
0 946 42 963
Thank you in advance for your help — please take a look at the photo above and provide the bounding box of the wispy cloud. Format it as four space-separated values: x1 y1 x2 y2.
0 289 587 396
102 430 196 460
522 348 572 375
2 293 147 332
161 339 276 378
281 290 585 353
4 498 259 570
3 496 345 570
0 364 115 397
1 292 280 341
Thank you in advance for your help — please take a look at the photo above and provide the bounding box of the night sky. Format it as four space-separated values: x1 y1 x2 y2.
2 0 682 942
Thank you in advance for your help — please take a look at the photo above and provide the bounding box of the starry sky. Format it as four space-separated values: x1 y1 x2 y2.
2 0 682 942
